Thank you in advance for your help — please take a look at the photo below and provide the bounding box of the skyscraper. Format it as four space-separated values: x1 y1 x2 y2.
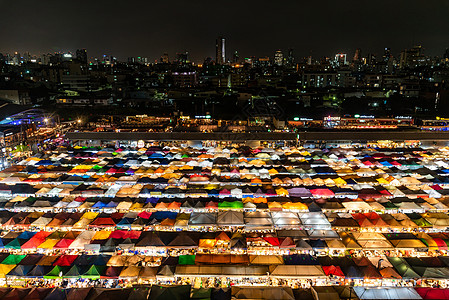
353 48 362 62
215 37 225 64
286 48 294 67
232 51 239 64
161 53 169 64
76 49 88 64
383 48 391 62
334 53 347 66
274 50 283 66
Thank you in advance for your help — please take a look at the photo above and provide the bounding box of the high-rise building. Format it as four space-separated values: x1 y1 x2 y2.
136 57 148 64
232 51 239 64
215 37 225 64
366 53 376 66
286 48 294 67
176 51 189 64
23 52 30 63
161 53 169 64
353 49 362 62
399 45 425 68
274 50 283 66
334 53 347 66
383 48 391 62
13 52 20 65
76 49 88 64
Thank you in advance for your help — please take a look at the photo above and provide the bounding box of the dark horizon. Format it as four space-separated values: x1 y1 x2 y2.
1 0 449 62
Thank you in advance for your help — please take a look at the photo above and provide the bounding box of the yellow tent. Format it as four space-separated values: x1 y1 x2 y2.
92 231 111 240
81 212 98 220
0 264 16 278
333 177 347 185
253 197 267 203
73 218 93 229
276 188 289 196
38 239 60 249
268 168 279 175
199 239 216 248
130 203 144 211
250 159 265 166
376 178 389 185
282 202 308 210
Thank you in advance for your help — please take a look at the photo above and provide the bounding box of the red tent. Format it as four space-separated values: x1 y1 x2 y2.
109 230 127 239
351 213 365 220
322 265 345 277
21 232 52 249
89 218 116 227
219 189 231 196
431 185 442 191
310 189 335 197
358 218 374 227
415 288 449 299
263 237 280 247
363 212 380 220
137 211 151 219
205 201 218 209
433 238 448 250
53 239 74 249
124 231 141 239
279 237 296 248
53 255 78 266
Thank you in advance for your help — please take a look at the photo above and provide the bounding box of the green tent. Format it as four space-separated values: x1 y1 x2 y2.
218 201 243 209
413 218 432 227
44 265 68 279
149 285 191 300
4 239 22 250
178 255 196 265
387 257 420 279
82 265 105 279
191 288 212 300
383 202 398 209
1 254 26 265
63 265 82 278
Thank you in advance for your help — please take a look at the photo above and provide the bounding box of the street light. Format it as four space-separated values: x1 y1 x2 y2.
77 119 81 124
44 118 48 123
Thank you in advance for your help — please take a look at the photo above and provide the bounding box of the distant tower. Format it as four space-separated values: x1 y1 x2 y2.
383 48 391 62
353 48 361 62
286 48 294 67
274 50 283 66
215 37 225 64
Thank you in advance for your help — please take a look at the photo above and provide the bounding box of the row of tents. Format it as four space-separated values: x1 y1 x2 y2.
0 285 448 300
0 228 448 252
1 208 449 233
0 252 449 280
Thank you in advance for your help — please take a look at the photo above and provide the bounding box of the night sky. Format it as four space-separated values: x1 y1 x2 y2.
1 0 449 62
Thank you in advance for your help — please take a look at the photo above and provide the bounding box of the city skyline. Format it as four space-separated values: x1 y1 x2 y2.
1 0 449 62
1 43 447 66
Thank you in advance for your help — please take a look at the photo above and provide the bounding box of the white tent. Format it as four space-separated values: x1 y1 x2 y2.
354 287 422 299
